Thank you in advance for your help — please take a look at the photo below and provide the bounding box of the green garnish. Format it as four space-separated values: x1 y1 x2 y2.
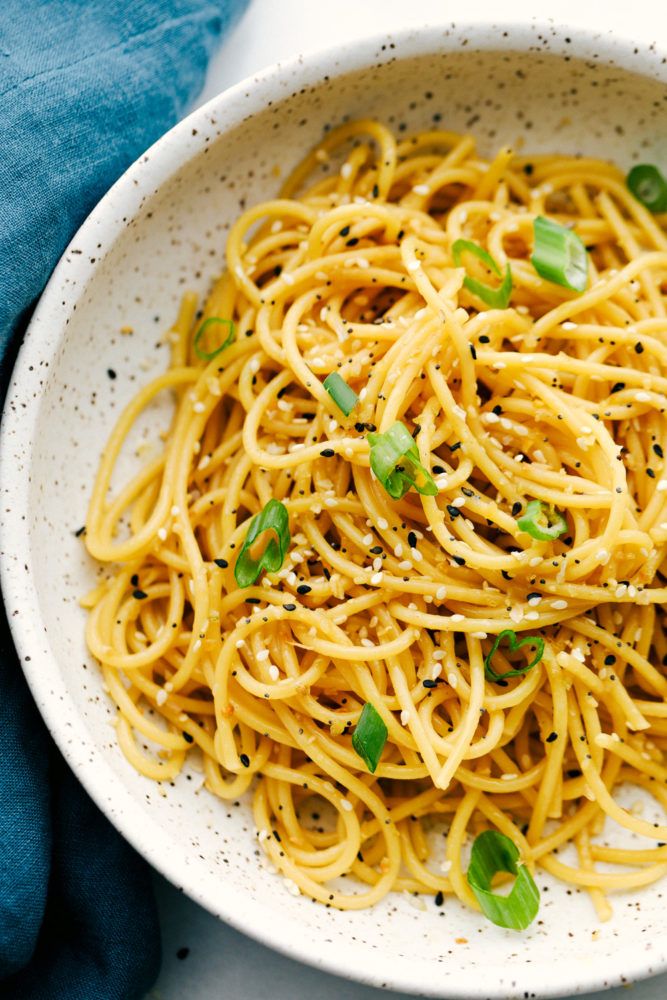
484 629 545 683
452 239 512 309
193 317 236 360
323 372 359 416
467 830 540 930
351 702 388 773
531 216 588 293
234 499 290 588
516 499 568 541
626 164 667 214
368 422 438 500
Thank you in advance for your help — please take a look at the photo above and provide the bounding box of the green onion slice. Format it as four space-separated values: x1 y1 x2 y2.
193 317 236 360
351 702 388 773
323 371 359 416
531 216 588 293
484 629 545 682
368 422 438 500
467 830 540 930
516 499 568 541
626 164 667 214
452 239 512 309
234 498 290 588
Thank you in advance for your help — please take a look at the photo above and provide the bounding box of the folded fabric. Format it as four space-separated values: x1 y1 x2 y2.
0 1 248 997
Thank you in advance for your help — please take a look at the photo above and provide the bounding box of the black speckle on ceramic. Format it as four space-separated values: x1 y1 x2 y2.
1 21 666 999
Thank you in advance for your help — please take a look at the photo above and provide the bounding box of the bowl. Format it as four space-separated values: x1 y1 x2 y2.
3 19 667 999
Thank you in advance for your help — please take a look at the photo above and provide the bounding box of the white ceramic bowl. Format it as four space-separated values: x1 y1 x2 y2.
3 21 667 999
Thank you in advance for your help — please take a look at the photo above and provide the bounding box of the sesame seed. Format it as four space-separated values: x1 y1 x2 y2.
551 600 568 610
269 665 280 681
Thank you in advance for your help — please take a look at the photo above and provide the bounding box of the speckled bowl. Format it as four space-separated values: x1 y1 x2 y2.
3 20 667 999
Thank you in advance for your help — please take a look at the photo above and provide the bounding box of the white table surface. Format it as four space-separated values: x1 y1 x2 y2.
148 2 667 998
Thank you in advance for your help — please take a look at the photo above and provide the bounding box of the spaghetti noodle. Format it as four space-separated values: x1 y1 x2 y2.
82 120 667 922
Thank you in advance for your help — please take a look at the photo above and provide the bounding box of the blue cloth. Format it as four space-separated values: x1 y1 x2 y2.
0 2 248 997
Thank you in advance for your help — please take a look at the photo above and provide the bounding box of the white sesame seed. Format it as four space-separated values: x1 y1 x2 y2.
170 505 180 516
551 600 568 610
340 162 353 179
400 710 410 725
657 480 667 491
436 585 447 600
411 548 423 562
435 477 449 489
485 411 500 423
451 497 465 508
635 391 651 402
377 518 389 530
501 773 518 781
193 401 205 413
450 614 464 623
360 638 374 648
269 665 280 681
156 689 168 706
340 798 354 812
524 611 540 620
407 258 421 272
433 650 446 661
256 649 270 661
561 321 577 330
371 572 384 585
363 533 374 545
571 648 585 662
448 672 458 688
373 557 383 571
157 527 167 541
413 184 430 195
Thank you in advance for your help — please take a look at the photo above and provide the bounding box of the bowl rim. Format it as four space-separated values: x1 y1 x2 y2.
2 17 667 998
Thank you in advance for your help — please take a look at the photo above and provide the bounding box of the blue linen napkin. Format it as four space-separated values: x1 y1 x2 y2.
0 1 248 996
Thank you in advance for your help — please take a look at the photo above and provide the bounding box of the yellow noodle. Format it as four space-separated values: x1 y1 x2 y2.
83 120 667 920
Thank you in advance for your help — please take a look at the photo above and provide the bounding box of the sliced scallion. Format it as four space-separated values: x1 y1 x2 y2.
323 372 359 416
368 422 437 500
452 239 512 309
531 216 588 293
484 629 545 683
467 830 540 930
626 164 667 214
516 499 568 541
193 317 236 360
234 499 290 588
351 702 387 773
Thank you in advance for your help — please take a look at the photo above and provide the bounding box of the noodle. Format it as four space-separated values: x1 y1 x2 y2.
82 119 667 920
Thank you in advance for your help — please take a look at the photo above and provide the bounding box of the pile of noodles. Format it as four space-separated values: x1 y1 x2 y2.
82 119 667 920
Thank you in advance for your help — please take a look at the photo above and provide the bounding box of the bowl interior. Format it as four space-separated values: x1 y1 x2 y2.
3 23 667 999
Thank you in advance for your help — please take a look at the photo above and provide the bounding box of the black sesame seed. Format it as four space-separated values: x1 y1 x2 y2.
423 679 438 689
74 525 86 537
407 531 417 548
339 225 350 237
605 654 616 665
297 585 312 595
433 464 446 474
610 382 625 393
240 753 250 767
283 603 296 611
446 505 461 519
546 732 558 743
511 501 522 517
345 237 359 246
214 558 229 568
453 555 466 566
320 448 335 457
370 545 383 554
435 891 444 906
107 368 117 379
635 342 644 354
131 574 139 586
654 444 664 458
182 732 194 744
450 442 461 452
133 589 148 600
